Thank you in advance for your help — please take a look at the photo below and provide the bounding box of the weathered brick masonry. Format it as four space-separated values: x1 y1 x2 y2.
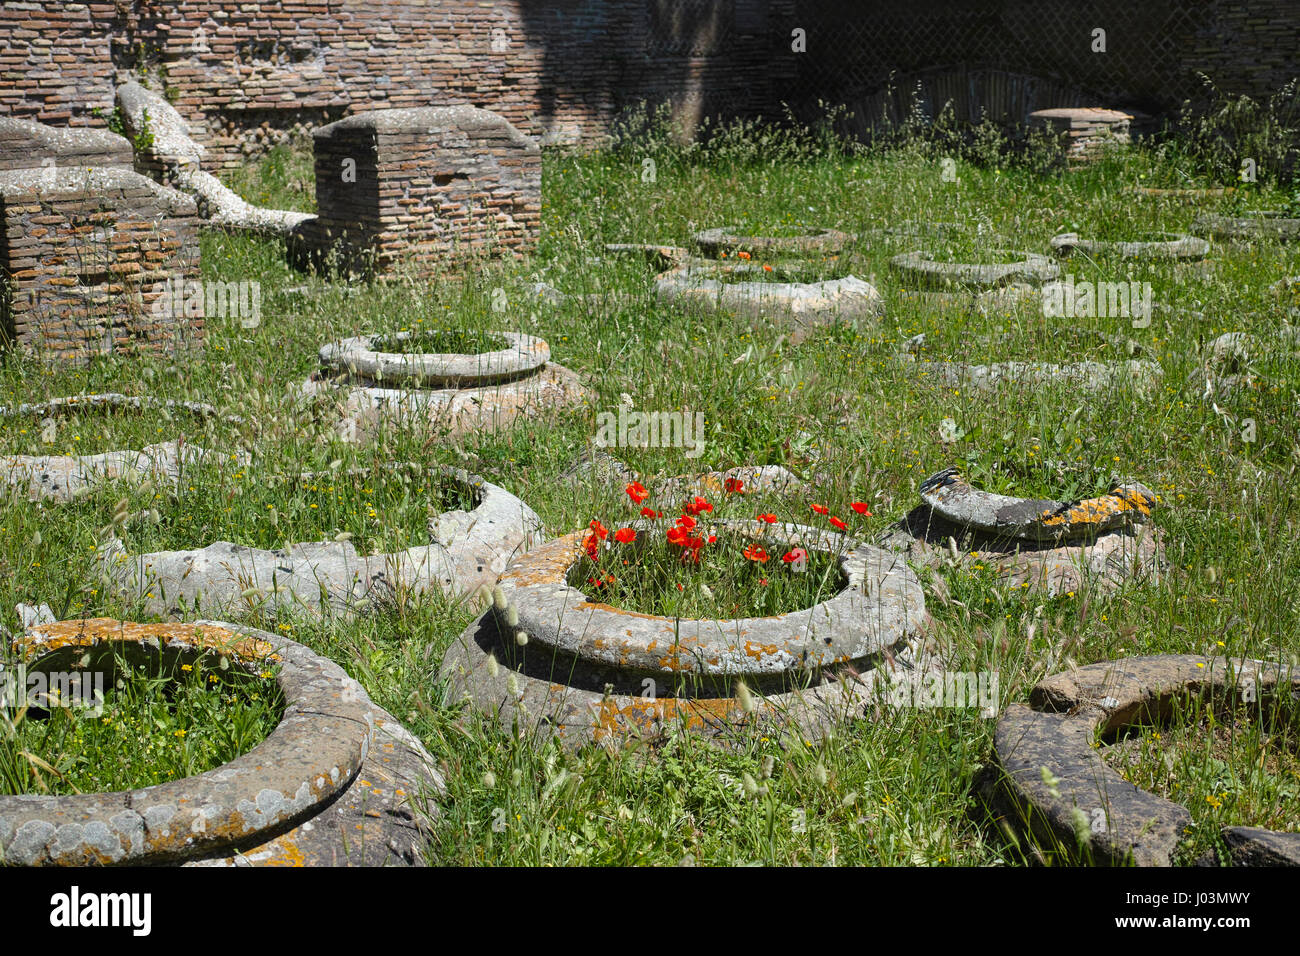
306 105 540 277
787 0 1300 131
0 1 799 170
0 1 1294 161
0 118 202 363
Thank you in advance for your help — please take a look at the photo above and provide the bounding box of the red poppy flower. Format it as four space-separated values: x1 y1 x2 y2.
743 544 769 563
707 534 717 544
583 534 600 559
675 514 697 531
640 506 661 519
829 516 847 531
737 251 751 260
589 519 609 539
666 526 691 547
684 496 713 516
625 482 649 504
756 513 778 524
762 264 773 272
724 477 744 494
850 502 873 516
614 527 636 544
780 546 811 567
810 503 829 515
760 577 769 586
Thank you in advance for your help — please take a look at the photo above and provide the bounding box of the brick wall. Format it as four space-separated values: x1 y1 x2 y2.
306 105 539 277
0 1 797 168
0 2 123 126
0 121 202 363
0 1 1293 162
785 0 1300 131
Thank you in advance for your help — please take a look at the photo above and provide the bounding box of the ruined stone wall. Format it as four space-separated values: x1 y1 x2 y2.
0 122 202 364
308 106 539 277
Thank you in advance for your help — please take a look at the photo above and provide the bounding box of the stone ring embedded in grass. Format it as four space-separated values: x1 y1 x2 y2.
1126 186 1235 200
921 358 1165 394
889 250 1060 290
0 393 245 503
692 225 854 258
304 331 592 443
919 467 1157 543
98 464 542 617
654 259 883 344
899 334 1164 395
318 330 549 388
875 467 1163 596
1049 232 1210 260
441 521 929 750
1191 211 1300 243
991 655 1300 866
883 220 968 240
0 617 442 866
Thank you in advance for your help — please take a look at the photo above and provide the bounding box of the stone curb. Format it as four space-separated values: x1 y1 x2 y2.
910 356 1164 394
304 361 592 443
0 393 237 423
654 261 882 344
1049 232 1210 260
1126 186 1235 200
1192 212 1300 242
319 330 549 388
889 250 1060 290
875 506 1164 597
917 467 1157 543
559 453 808 502
693 226 855 258
441 607 934 752
0 393 246 502
99 465 542 617
0 618 428 866
992 655 1299 866
601 243 690 271
2 441 235 505
493 521 926 682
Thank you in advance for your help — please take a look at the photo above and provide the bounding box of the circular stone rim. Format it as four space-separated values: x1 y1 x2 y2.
443 608 920 750
319 330 550 387
653 261 882 328
0 392 236 423
994 654 1300 866
100 463 541 614
889 249 1060 288
693 225 854 257
1048 231 1210 260
918 466 1156 542
494 520 925 677
1192 211 1300 240
0 618 371 866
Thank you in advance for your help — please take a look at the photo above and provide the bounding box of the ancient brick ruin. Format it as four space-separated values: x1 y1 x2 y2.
0 118 202 363
305 106 540 276
0 2 1294 170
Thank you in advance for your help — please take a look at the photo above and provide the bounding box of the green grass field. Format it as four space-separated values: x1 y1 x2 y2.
0 118 1296 865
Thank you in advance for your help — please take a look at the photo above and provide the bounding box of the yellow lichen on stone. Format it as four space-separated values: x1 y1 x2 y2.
15 617 281 664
